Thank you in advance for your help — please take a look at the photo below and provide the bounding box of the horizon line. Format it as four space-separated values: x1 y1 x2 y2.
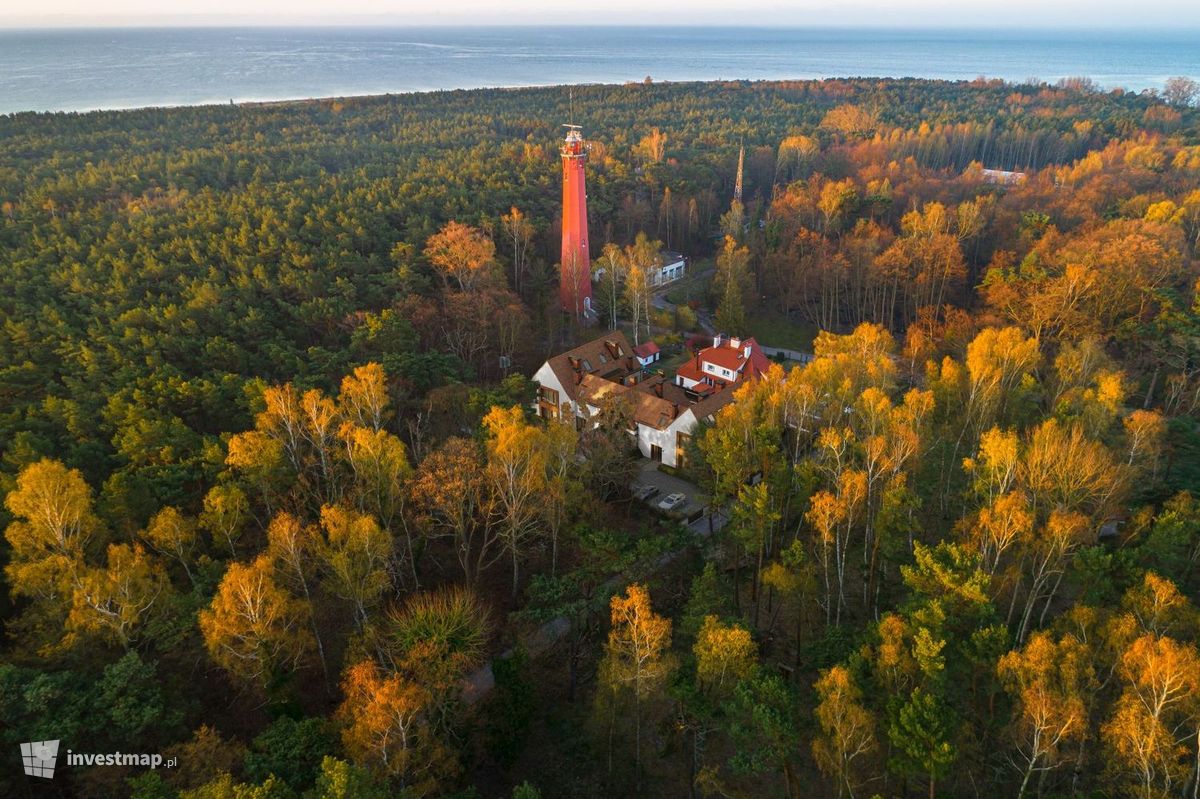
3 19 1199 31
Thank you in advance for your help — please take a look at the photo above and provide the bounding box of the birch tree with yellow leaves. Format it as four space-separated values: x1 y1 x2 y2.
199 555 313 689
812 665 878 799
483 405 547 600
337 659 456 797
66 543 170 650
597 584 676 789
3 458 101 602
317 504 393 628
693 615 757 697
997 631 1094 799
1103 632 1200 799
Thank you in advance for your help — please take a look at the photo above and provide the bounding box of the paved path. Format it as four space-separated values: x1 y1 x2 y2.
651 267 716 334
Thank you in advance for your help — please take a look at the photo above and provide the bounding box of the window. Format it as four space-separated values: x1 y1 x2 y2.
538 386 559 406
580 358 592 371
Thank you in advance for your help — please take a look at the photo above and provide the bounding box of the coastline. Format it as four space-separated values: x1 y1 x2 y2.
1 25 1196 116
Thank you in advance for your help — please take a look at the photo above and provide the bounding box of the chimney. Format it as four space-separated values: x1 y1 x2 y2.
713 334 722 348
654 382 664 398
744 344 751 358
671 402 680 420
730 336 741 350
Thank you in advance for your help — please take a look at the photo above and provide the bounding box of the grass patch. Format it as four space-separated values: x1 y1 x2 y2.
664 259 713 305
655 348 693 373
746 310 817 352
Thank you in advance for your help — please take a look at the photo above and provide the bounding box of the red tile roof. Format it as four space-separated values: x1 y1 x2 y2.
633 341 660 359
684 336 770 381
743 338 772 375
702 345 748 371
538 333 759 433
675 358 729 388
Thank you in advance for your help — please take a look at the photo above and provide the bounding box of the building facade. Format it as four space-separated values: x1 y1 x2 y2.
532 331 769 468
674 333 771 395
646 251 687 286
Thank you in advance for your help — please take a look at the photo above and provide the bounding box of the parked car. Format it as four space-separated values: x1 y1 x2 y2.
657 492 687 511
632 482 660 502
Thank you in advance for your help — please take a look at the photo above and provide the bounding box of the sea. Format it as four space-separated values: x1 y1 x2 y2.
0 26 1198 116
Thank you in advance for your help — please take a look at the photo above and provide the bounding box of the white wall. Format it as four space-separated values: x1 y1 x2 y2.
703 361 734 380
532 362 575 418
636 420 678 466
538 357 705 470
636 408 700 468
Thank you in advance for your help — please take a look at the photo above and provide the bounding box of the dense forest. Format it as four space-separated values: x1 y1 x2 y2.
2 75 1200 798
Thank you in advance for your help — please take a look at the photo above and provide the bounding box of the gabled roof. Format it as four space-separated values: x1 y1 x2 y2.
633 391 681 430
693 335 771 379
633 341 661 359
544 331 638 403
577 372 680 430
577 373 628 406
743 338 772 376
538 331 749 432
675 357 730 388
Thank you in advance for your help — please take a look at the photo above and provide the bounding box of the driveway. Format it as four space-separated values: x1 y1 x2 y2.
633 460 709 518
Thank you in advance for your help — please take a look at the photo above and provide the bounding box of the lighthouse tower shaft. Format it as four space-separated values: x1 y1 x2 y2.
560 126 592 316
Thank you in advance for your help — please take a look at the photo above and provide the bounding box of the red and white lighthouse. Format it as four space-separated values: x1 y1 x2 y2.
559 125 592 317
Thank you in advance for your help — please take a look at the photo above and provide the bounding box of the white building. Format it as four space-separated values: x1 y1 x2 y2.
590 250 687 288
633 341 661 368
674 334 771 395
532 331 745 468
647 251 687 287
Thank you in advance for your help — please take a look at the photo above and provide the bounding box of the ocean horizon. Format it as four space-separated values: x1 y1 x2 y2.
1 25 1198 115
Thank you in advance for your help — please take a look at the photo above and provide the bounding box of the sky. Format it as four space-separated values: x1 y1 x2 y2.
2 0 1198 29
